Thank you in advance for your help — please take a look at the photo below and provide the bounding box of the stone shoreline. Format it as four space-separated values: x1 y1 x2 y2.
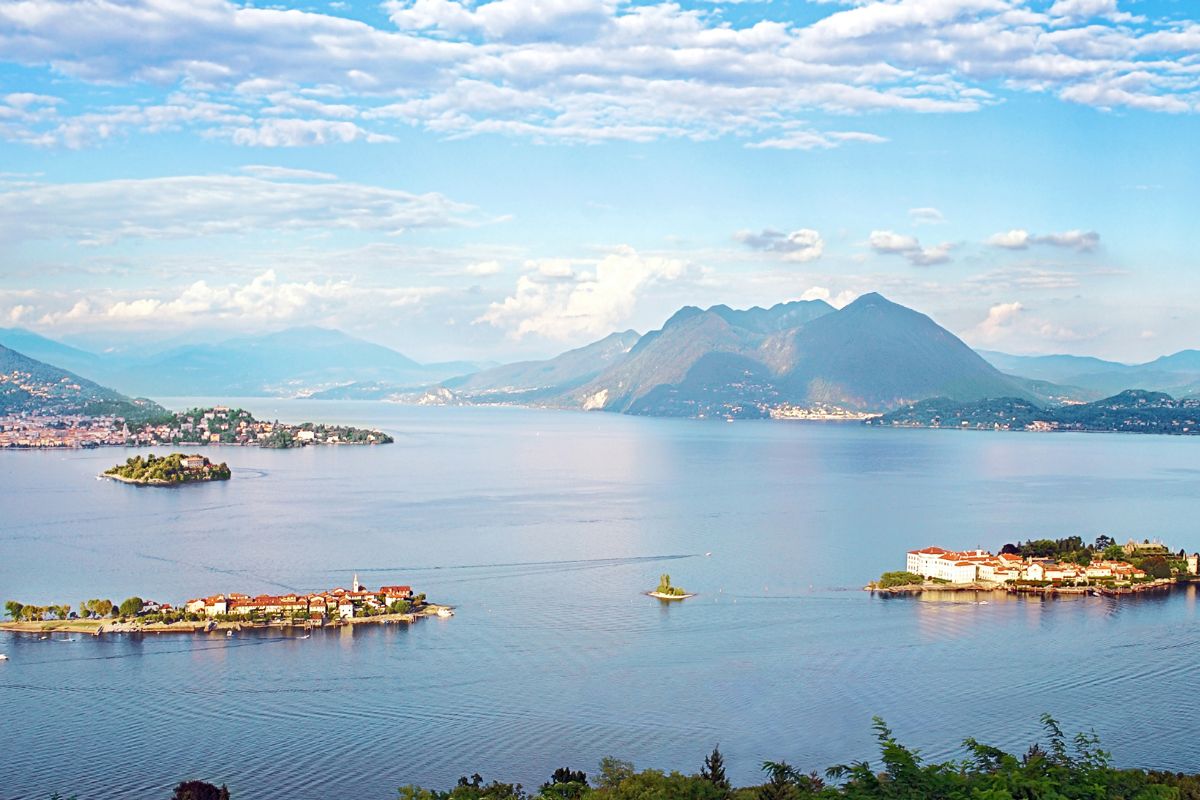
865 579 1183 597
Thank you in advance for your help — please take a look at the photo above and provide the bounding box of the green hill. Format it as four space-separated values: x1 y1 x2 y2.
0 345 164 419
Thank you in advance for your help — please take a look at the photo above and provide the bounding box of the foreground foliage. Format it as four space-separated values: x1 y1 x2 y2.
398 717 1200 800
46 719 1200 799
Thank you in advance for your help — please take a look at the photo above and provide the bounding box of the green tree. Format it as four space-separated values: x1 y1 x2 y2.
1143 556 1172 579
4 600 22 620
701 747 731 795
119 597 144 617
596 758 635 791
171 781 230 800
540 768 588 800
757 763 797 800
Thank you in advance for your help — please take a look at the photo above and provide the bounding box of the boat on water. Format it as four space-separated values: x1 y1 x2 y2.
226 630 234 637
0 654 8 661
437 607 454 618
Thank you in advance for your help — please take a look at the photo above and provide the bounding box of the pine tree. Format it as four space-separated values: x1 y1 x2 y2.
702 745 731 793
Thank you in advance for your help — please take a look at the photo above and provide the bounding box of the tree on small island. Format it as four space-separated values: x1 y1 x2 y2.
653 574 688 597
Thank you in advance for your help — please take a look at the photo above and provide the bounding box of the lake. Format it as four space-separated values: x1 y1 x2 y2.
3 401 1200 799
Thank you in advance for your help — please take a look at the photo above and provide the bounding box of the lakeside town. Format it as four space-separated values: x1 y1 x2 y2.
0 405 393 449
872 536 1197 596
1 575 452 636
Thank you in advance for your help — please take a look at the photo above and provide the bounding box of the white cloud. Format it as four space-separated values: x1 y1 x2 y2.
868 230 954 266
1047 0 1138 24
747 129 888 151
240 165 338 180
969 300 1083 345
986 228 1100 252
0 174 478 245
734 228 825 262
30 270 445 331
986 229 1032 249
908 207 946 225
230 118 395 147
465 260 502 276
477 245 689 339
0 0 1196 148
798 286 857 307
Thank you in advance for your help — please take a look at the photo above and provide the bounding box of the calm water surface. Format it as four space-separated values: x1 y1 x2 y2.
2 402 1200 799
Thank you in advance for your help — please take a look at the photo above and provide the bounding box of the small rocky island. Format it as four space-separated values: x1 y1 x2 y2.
648 574 694 600
103 453 231 486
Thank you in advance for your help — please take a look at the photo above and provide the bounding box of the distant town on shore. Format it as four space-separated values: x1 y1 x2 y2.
2 404 393 450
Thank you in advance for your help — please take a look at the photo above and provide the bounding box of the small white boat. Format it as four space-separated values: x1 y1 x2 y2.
298 634 310 640
0 654 8 661
437 607 454 618
226 630 234 637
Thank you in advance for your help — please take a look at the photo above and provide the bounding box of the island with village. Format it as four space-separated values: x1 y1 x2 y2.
0 405 393 449
102 452 231 485
870 536 1198 596
1 575 453 637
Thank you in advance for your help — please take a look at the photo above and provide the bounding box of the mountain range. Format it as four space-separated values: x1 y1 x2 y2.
979 349 1200 399
0 326 492 399
4 293 1198 420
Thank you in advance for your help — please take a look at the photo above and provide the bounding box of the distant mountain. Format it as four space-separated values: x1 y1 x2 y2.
979 348 1200 398
445 330 642 400
976 350 1127 383
563 294 1029 417
0 345 163 419
0 326 487 398
0 328 104 378
566 300 835 415
876 389 1200 435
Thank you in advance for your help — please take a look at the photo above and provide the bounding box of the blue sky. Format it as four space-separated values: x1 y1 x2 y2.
1 0 1198 362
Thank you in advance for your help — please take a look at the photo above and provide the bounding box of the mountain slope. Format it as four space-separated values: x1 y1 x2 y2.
571 299 834 413
0 345 163 418
779 293 1029 409
568 294 1026 416
0 328 104 378
444 330 641 398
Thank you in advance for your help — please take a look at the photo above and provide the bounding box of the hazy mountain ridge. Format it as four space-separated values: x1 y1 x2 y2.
0 326 483 399
979 349 1200 398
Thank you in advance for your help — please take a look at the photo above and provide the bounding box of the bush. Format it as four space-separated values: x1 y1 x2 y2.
876 571 924 588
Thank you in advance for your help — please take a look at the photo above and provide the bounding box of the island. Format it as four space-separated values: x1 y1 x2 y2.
1 575 451 636
869 536 1200 597
103 452 231 485
648 573 694 600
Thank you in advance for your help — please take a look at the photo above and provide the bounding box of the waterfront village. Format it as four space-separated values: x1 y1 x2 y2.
1 575 452 635
873 536 1200 595
0 406 392 449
